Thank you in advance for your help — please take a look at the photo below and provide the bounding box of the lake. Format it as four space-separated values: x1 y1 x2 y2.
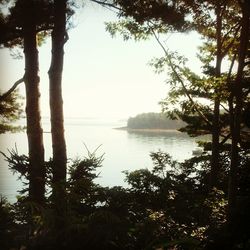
0 117 199 202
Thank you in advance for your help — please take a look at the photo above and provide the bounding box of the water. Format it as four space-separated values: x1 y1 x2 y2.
0 117 199 202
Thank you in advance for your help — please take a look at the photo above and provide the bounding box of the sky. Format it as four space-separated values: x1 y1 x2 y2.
0 2 202 120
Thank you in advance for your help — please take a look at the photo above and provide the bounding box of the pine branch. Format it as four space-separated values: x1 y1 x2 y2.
0 77 24 101
90 0 122 11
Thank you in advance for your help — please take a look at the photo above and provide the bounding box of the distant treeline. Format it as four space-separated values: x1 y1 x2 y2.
127 112 185 130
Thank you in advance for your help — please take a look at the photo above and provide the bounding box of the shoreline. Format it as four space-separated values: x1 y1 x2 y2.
113 127 181 133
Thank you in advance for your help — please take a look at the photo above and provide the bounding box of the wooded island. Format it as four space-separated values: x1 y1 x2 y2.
117 112 186 131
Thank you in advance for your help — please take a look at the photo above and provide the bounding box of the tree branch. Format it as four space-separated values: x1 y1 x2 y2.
220 103 230 113
0 77 24 101
220 132 231 145
149 25 212 127
222 25 241 58
90 0 122 12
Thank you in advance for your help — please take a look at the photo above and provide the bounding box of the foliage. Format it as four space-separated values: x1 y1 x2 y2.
67 145 104 212
0 0 53 49
0 197 16 250
127 112 186 130
0 89 23 133
3 147 250 249
108 0 193 31
105 18 169 41
1 0 250 249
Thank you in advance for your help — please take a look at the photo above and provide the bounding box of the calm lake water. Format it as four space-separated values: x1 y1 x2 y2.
0 117 199 202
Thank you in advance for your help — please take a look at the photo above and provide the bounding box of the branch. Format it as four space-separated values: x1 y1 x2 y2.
0 77 24 101
227 53 237 80
221 24 241 57
0 25 53 47
220 132 231 145
149 25 212 127
220 103 230 113
90 0 122 11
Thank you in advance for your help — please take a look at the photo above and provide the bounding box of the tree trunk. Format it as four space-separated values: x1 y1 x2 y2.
23 17 45 205
228 0 250 229
210 4 223 189
48 0 67 222
210 97 220 188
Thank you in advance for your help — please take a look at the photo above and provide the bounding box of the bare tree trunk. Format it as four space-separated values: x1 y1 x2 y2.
23 16 45 205
48 0 67 223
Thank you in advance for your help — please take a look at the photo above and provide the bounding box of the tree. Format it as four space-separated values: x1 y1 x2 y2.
22 1 46 205
227 0 250 233
48 0 68 226
1 0 73 208
179 0 241 189
0 0 53 204
93 0 250 238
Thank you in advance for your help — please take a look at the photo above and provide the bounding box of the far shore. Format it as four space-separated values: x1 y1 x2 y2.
113 126 181 133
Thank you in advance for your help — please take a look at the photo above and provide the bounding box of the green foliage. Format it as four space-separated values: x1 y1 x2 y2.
1 148 31 199
106 19 152 41
0 197 16 250
127 112 186 130
0 89 23 133
67 146 104 213
0 0 52 48
104 0 249 146
1 1 250 249
2 147 250 249
106 18 169 41
111 0 191 31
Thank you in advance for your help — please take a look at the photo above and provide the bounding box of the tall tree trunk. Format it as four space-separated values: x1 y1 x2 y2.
211 98 220 188
48 0 67 223
228 0 250 229
210 4 223 189
23 15 45 205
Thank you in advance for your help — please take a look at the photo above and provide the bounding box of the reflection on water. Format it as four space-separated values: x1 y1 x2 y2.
126 130 198 156
0 118 201 202
127 130 192 144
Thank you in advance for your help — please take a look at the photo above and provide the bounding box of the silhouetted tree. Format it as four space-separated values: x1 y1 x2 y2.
0 0 53 204
93 0 250 239
227 0 250 235
48 0 68 226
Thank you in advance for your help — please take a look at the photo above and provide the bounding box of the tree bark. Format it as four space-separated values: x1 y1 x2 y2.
228 0 250 229
210 4 223 189
48 0 67 222
210 97 220 188
23 15 45 205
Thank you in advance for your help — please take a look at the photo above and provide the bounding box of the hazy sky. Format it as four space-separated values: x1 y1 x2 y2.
1 2 202 120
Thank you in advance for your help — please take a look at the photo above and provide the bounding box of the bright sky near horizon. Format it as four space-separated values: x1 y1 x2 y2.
0 2 202 120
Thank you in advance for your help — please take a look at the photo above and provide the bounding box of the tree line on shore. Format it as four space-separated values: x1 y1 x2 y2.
126 112 186 130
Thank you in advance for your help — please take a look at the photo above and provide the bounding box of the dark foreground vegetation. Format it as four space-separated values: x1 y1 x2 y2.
1 0 250 249
1 147 250 250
